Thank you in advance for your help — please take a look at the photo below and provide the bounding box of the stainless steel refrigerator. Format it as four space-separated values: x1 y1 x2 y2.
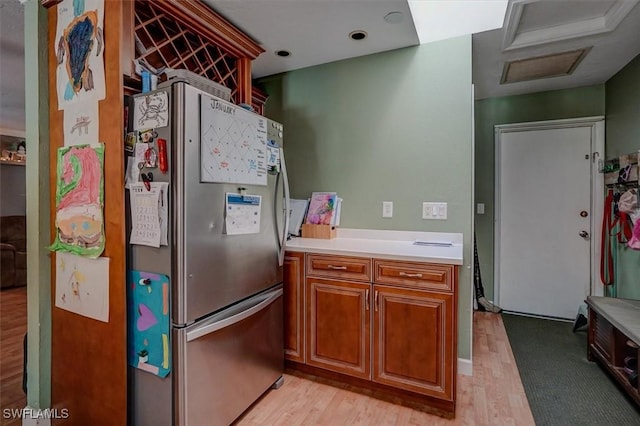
127 81 289 425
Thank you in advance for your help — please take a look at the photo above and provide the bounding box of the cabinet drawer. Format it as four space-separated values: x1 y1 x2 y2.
373 260 455 292
306 254 371 281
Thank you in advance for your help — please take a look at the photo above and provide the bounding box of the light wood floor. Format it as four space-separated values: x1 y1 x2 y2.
237 312 535 426
0 286 27 426
0 288 533 425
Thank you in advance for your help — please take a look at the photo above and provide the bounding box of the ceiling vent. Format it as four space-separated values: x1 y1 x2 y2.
500 48 591 84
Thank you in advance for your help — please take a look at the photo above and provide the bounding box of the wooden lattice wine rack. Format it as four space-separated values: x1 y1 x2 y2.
131 0 268 113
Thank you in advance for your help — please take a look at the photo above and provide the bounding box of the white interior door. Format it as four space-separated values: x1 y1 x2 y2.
496 123 594 319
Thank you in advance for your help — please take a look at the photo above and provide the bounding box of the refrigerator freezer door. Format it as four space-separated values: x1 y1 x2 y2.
174 286 284 425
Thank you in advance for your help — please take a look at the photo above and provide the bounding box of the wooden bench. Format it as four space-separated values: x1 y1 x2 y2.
586 296 640 406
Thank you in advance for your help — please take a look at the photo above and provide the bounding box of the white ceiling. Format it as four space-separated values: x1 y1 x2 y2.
0 0 26 132
205 0 420 78
473 0 640 99
2 0 640 130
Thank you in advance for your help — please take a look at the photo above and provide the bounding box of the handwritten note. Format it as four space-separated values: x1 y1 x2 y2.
129 182 169 247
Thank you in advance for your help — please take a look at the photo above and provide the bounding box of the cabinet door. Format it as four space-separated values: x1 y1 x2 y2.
306 277 371 379
284 252 305 362
373 285 456 401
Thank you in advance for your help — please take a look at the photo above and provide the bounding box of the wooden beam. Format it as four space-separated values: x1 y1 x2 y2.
41 0 62 8
252 86 269 115
48 1 127 424
237 57 252 105
122 0 136 77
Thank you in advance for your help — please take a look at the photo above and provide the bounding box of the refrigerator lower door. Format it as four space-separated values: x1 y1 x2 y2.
174 285 284 425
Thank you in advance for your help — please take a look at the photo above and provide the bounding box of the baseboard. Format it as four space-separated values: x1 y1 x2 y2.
502 310 573 322
19 407 69 426
458 358 473 376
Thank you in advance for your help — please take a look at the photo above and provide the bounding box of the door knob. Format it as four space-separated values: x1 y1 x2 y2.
579 230 590 239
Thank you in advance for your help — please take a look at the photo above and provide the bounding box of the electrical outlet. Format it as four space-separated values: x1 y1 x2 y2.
382 201 393 218
423 202 447 220
422 202 432 219
477 203 485 214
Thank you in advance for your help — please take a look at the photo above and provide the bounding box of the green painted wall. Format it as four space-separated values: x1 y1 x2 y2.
605 54 640 300
474 85 605 301
260 37 474 359
24 0 51 409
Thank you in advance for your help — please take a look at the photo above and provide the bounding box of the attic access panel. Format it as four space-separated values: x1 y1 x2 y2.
500 47 591 84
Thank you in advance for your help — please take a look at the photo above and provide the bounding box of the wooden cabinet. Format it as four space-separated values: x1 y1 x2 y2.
373 285 455 400
306 277 371 379
304 254 372 378
284 252 305 362
372 259 457 401
283 250 458 414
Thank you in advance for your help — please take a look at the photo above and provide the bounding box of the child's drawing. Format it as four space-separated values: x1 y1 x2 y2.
133 91 169 131
71 117 91 134
55 0 105 109
63 100 99 146
55 251 109 322
50 143 105 258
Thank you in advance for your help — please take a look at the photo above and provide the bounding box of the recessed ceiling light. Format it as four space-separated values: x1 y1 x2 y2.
349 30 368 41
275 50 291 57
383 11 404 24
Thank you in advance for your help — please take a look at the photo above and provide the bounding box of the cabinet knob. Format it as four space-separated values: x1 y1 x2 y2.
399 272 423 278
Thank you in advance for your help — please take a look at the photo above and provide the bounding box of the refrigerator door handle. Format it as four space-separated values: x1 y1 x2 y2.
278 147 291 266
186 288 283 342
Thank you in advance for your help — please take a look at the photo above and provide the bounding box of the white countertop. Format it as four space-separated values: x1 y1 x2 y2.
285 228 464 265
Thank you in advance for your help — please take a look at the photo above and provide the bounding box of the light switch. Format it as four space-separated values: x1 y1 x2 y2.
382 201 393 218
477 203 485 214
437 203 447 219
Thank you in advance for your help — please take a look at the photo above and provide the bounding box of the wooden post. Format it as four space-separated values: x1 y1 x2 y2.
47 1 127 424
237 57 252 106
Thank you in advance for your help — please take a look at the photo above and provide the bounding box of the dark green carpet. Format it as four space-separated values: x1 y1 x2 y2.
502 313 640 426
